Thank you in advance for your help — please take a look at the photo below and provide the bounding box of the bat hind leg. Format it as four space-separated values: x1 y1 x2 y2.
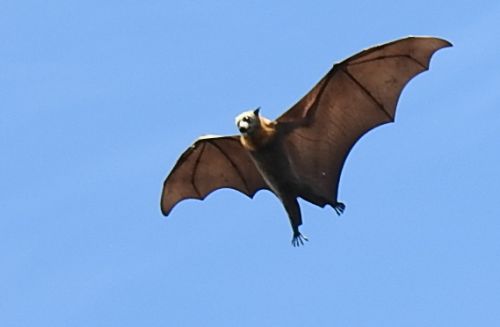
282 195 309 247
333 202 346 215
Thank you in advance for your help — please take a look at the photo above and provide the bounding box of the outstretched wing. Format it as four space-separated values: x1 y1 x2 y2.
277 36 451 207
161 135 269 215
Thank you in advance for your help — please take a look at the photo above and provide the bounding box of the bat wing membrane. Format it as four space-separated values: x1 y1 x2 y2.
161 135 269 215
277 36 451 206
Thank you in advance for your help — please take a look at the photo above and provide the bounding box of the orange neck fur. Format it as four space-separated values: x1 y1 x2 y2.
240 118 277 151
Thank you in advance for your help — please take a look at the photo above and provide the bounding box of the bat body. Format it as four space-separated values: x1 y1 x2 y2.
237 112 310 245
161 36 451 246
235 109 345 245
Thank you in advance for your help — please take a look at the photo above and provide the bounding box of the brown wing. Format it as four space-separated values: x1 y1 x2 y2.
161 135 269 215
277 36 451 207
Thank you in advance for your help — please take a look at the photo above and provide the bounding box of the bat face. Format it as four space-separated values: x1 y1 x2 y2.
235 108 260 135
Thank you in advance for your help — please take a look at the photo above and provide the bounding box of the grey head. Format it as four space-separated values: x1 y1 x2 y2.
235 107 260 135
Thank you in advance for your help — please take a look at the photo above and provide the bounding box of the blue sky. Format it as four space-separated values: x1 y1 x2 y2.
2 1 500 326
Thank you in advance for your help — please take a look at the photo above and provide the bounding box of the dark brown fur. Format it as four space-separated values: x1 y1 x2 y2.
241 117 304 236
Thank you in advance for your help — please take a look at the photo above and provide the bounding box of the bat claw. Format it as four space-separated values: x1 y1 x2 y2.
333 202 346 215
291 232 309 247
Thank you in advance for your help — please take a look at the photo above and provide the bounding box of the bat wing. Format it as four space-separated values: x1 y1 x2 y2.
161 135 269 215
277 36 451 207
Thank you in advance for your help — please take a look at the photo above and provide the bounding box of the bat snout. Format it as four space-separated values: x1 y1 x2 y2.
237 121 250 134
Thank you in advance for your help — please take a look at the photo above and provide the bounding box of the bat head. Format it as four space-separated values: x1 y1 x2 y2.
235 107 261 135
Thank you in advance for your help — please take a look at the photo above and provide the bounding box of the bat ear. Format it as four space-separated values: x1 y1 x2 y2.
253 107 260 116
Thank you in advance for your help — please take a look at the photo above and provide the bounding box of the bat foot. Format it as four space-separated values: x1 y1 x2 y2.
291 232 309 247
333 202 346 215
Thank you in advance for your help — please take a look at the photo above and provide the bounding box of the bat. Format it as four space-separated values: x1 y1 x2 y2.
160 36 451 246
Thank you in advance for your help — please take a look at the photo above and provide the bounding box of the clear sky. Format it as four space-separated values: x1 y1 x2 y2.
2 1 499 326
